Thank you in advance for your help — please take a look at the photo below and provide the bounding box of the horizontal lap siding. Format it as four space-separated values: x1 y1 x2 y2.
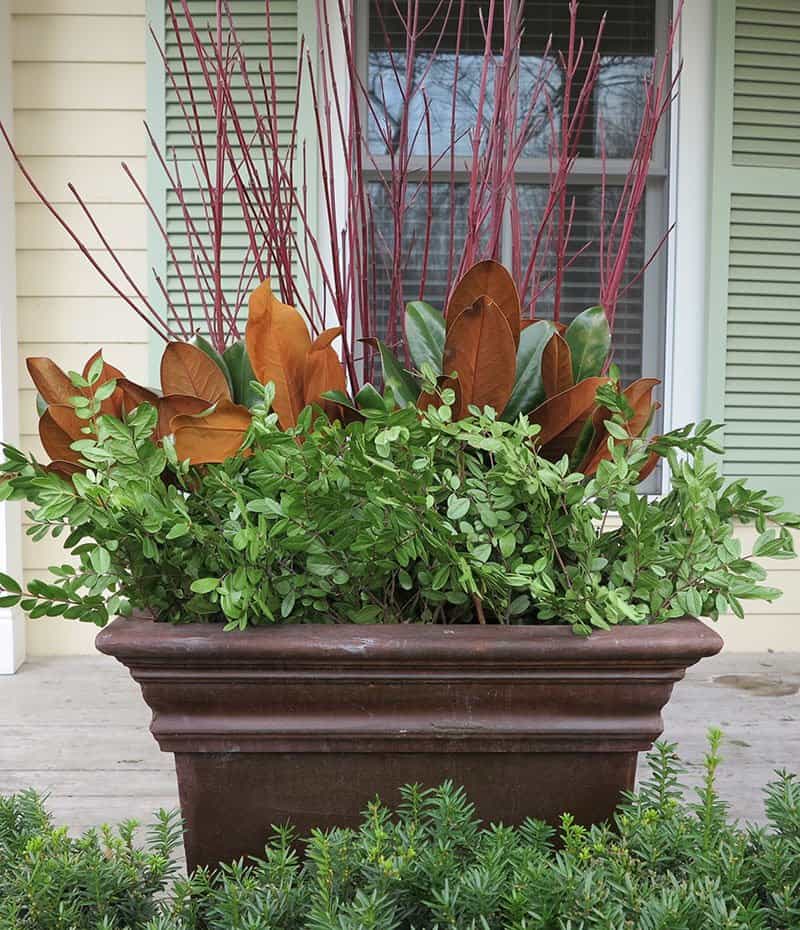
11 0 150 654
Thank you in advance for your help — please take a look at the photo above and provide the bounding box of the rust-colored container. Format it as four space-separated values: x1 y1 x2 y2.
96 616 722 871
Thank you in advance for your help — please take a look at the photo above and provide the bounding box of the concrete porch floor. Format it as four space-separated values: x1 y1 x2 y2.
0 651 798 838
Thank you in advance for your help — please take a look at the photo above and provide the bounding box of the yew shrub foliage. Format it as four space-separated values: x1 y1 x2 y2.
0 377 797 633
2 736 800 930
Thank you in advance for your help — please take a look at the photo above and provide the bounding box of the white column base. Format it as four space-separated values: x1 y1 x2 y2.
0 609 25 674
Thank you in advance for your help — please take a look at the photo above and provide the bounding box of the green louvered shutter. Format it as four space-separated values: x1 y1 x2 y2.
148 0 302 349
705 0 800 505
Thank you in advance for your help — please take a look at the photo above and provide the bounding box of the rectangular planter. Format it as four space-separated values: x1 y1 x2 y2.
96 616 722 871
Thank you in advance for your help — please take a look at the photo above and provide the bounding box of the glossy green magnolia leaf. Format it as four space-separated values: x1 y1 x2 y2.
223 341 260 407
372 340 420 407
565 306 611 382
501 320 555 422
194 334 234 397
322 389 356 410
405 301 445 374
570 415 596 470
355 383 391 413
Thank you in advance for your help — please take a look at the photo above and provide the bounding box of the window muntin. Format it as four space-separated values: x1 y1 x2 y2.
362 0 668 388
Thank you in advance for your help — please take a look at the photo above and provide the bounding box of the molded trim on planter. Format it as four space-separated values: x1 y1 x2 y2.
97 616 723 870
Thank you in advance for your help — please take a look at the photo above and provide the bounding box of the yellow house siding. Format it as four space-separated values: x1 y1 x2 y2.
715 527 800 652
12 0 149 655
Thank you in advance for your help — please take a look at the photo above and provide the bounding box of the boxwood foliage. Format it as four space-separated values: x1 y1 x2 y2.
0 792 181 930
2 734 800 930
1 382 798 633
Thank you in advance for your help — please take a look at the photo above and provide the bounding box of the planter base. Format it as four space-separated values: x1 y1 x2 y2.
96 617 723 871
175 751 636 869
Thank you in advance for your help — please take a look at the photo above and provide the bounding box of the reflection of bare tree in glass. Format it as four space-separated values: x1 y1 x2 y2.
595 56 653 158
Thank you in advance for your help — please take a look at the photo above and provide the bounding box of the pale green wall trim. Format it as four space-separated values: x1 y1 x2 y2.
146 0 168 387
705 0 800 505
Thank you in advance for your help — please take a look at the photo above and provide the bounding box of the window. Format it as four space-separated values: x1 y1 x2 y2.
360 0 670 387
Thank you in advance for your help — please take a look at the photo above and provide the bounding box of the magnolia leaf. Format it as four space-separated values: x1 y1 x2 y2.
541 331 574 398
194 333 234 397
446 260 521 349
46 460 82 479
48 403 87 441
637 442 661 483
565 306 611 382
304 331 347 419
405 301 445 374
38 409 82 465
117 379 160 416
157 395 212 440
26 358 75 407
222 340 259 407
569 415 596 471
311 326 344 351
245 280 311 428
371 339 419 408
501 320 556 422
442 296 517 418
171 400 252 465
530 377 610 451
354 383 389 413
160 342 232 405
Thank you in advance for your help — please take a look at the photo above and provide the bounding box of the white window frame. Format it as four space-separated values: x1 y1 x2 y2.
356 0 671 389
662 0 713 480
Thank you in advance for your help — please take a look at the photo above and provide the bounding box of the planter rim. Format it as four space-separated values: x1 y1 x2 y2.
96 615 723 666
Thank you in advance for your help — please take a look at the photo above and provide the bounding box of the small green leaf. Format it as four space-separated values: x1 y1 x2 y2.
191 577 220 594
247 498 283 516
447 496 470 520
498 531 516 558
0 572 22 595
89 547 111 574
281 590 296 617
93 379 117 402
405 301 445 374
165 521 190 540
604 419 630 441
86 355 105 385
565 306 611 381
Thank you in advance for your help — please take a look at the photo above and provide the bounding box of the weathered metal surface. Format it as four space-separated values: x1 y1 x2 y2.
96 617 723 871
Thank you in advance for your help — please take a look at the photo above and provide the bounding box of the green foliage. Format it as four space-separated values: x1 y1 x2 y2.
501 320 555 423
222 340 260 407
2 739 800 929
404 301 445 374
0 387 797 631
0 791 181 930
373 340 420 408
564 305 611 382
193 335 234 398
